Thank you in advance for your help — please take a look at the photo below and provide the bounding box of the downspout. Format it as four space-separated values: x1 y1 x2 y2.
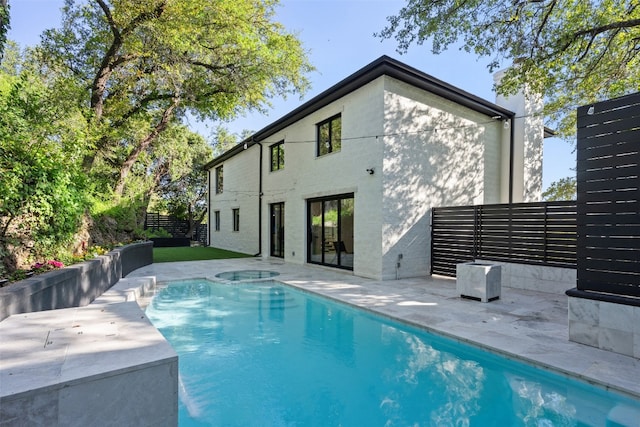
254 140 263 257
207 168 212 246
509 116 515 204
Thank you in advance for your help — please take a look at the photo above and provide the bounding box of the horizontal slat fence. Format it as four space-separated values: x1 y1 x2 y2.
576 92 640 298
431 202 577 277
145 212 207 246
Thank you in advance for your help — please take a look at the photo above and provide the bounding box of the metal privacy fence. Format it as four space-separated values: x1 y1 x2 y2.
576 93 640 298
144 212 207 246
431 202 577 277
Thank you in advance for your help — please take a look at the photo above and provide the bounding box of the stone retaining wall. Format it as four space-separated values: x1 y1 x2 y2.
0 241 153 321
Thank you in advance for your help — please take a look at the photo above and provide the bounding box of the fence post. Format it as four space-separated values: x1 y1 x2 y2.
543 203 548 264
473 205 479 259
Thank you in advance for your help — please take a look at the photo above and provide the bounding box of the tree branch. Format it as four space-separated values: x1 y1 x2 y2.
114 97 180 196
574 18 640 39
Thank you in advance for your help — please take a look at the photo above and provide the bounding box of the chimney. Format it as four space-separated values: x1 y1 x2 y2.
494 70 543 202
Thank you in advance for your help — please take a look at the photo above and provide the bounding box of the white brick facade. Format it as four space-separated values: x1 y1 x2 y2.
206 57 543 280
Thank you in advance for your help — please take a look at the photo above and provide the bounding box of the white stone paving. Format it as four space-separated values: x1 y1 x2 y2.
130 258 640 400
0 277 178 427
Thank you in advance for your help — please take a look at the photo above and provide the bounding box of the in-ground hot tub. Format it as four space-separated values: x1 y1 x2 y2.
215 270 280 281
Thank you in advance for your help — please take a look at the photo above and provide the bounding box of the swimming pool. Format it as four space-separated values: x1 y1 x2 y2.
145 278 640 426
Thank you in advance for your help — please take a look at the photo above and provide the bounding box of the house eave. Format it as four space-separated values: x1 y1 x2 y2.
205 55 515 170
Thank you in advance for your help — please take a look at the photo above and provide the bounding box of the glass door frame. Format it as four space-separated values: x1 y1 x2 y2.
306 193 354 271
270 202 285 258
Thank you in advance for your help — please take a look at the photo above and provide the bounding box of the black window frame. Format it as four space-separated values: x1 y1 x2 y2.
270 141 285 171
215 165 223 194
214 210 220 231
316 114 342 157
232 208 240 232
270 202 285 258
307 193 354 271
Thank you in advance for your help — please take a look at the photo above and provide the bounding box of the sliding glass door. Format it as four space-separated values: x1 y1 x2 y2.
307 194 354 270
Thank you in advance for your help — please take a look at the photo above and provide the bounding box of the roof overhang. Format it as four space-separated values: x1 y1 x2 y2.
544 126 557 138
205 55 515 169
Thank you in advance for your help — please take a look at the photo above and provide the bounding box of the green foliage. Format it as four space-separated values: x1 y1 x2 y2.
378 0 640 138
40 0 312 195
89 195 148 242
2 0 312 272
143 228 172 239
542 177 577 201
0 69 89 272
211 126 241 157
151 127 212 228
0 0 8 60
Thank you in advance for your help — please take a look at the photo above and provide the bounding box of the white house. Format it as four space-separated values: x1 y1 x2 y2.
205 56 547 280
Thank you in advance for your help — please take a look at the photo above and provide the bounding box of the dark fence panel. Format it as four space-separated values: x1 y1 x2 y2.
431 202 577 277
145 212 207 246
576 92 640 297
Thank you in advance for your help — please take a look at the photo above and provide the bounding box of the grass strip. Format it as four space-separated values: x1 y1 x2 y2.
153 246 253 263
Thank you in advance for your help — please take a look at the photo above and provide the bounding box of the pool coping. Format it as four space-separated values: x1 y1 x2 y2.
0 277 178 426
128 258 640 402
3 257 638 425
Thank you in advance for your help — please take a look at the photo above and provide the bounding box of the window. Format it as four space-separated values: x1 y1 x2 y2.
214 211 220 231
232 208 239 232
270 141 285 171
317 114 341 156
215 165 223 194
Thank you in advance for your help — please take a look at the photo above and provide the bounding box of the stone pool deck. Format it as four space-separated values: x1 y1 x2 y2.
2 257 640 426
129 258 640 403
0 277 178 427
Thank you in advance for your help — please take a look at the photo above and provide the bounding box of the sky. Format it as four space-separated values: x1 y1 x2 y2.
6 0 575 190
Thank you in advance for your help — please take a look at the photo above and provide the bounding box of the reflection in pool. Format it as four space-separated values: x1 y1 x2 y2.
146 279 640 427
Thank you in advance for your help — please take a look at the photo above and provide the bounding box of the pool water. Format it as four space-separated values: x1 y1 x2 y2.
145 279 640 427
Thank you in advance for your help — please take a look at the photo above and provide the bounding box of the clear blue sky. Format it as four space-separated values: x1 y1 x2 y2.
7 0 575 190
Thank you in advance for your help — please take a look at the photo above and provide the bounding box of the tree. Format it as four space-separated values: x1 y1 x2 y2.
542 177 577 201
40 0 312 196
0 66 88 273
150 126 212 234
378 0 640 137
0 0 8 60
210 126 255 156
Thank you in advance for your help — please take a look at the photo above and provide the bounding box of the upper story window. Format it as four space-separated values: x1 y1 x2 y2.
270 141 285 171
317 114 341 157
215 165 223 194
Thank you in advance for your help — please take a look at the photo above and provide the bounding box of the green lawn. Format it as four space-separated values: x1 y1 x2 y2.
152 246 253 263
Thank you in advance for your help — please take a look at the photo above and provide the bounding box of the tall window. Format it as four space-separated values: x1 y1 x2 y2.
270 141 285 171
214 211 220 231
232 208 240 232
317 114 341 157
215 165 223 194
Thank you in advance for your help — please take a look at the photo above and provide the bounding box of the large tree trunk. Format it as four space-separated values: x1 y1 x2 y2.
185 206 207 239
82 0 167 173
113 99 178 196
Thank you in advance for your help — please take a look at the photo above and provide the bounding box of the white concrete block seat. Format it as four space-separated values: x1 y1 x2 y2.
456 261 502 302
